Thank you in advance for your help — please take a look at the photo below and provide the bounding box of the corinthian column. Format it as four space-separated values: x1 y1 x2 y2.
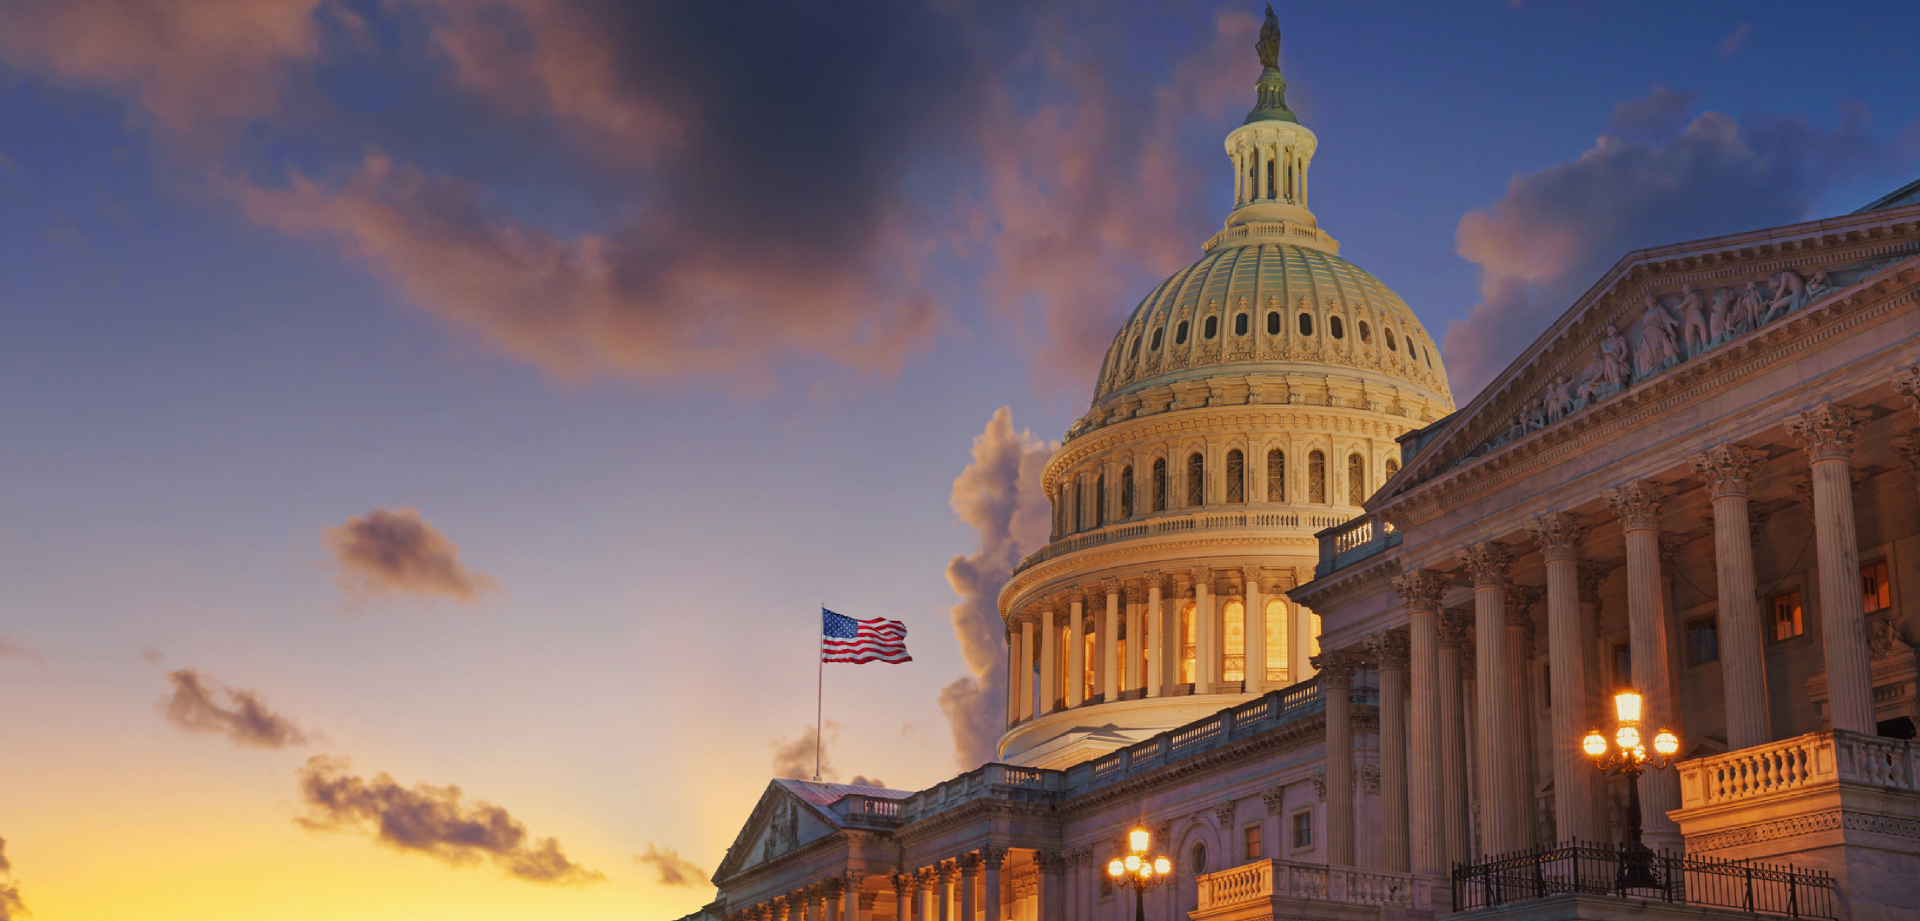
1393 569 1446 878
1193 568 1215 691
1688 444 1771 748
1788 402 1875 734
980 848 1005 921
1018 613 1035 721
956 855 976 921
1604 479 1681 851
1067 593 1086 708
1039 603 1059 715
1370 629 1411 872
1102 579 1121 701
1146 573 1165 697
1313 649 1361 866
1458 541 1522 855
1528 511 1594 845
1245 567 1267 694
1504 584 1539 847
1005 626 1020 727
1437 612 1472 867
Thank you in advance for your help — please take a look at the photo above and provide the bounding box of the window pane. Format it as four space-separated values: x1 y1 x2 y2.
1770 590 1803 641
1223 601 1245 682
1687 617 1719 667
1265 599 1288 684
1863 561 1891 613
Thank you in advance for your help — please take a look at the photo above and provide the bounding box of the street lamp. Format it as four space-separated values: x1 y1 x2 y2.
1106 825 1172 921
1583 688 1680 891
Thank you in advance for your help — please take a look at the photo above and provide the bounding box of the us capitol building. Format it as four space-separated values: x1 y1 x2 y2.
684 11 1920 921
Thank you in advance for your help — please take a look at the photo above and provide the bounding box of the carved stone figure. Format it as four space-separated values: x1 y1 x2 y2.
1676 284 1709 356
1804 269 1833 303
1255 4 1282 68
1592 324 1630 400
1544 374 1576 420
1734 280 1766 334
1524 396 1547 432
1764 269 1804 323
1634 296 1680 378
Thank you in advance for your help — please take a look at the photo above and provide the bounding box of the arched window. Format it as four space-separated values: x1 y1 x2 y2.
1129 336 1141 360
1267 311 1281 335
1175 321 1190 345
1225 449 1245 503
1095 474 1107 527
1385 327 1397 351
1308 450 1326 504
1223 600 1246 682
1179 602 1197 685
1267 449 1285 502
1073 478 1083 532
1348 454 1366 506
1358 321 1373 344
1119 466 1134 519
1150 328 1163 351
1234 313 1249 336
1329 316 1345 339
1266 159 1277 200
1152 458 1167 512
1203 316 1218 340
1424 345 1434 367
1385 458 1399 479
1264 598 1289 684
1083 630 1096 700
1187 452 1205 506
1299 313 1314 336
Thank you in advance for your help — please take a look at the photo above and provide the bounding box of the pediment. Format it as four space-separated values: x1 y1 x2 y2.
712 782 837 883
1384 205 1920 500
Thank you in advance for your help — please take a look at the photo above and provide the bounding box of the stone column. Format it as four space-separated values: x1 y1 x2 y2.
957 855 977 921
1504 584 1538 847
981 848 1005 921
891 876 916 921
1788 402 1876 734
1245 567 1267 694
934 863 952 921
1039 604 1059 716
1066 593 1085 708
1393 569 1446 877
826 879 845 921
1370 629 1411 872
1313 649 1360 866
915 869 937 921
846 874 864 921
1036 852 1065 921
1146 573 1165 697
1577 563 1610 841
1193 568 1215 691
1437 612 1472 868
1125 583 1143 693
1459 541 1522 855
1604 478 1682 852
1006 627 1021 728
1688 444 1771 748
1018 615 1035 721
1102 579 1121 701
1528 511 1594 844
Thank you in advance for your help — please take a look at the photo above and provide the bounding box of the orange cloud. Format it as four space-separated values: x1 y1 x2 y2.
0 837 24 921
159 668 309 749
322 507 494 604
633 844 709 889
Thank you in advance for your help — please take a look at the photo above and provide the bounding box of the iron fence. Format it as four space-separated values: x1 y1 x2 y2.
1451 841 1835 919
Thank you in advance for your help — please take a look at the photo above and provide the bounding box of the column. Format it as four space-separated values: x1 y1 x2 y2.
1604 478 1681 852
1036 852 1065 921
981 848 1005 921
1458 541 1521 855
1067 593 1086 708
935 863 952 921
1193 568 1214 691
813 883 828 921
1370 629 1410 872
1125 583 1143 693
1314 649 1360 866
1787 402 1875 734
1006 627 1021 727
1393 569 1446 877
1039 603 1059 716
1146 574 1165 697
1688 444 1771 748
1528 511 1594 844
957 855 977 921
1577 563 1610 841
1504 584 1538 847
826 880 844 921
891 877 916 921
1245 567 1267 694
1102 579 1120 701
916 869 937 921
1018 614 1035 721
846 874 864 921
1437 612 1472 868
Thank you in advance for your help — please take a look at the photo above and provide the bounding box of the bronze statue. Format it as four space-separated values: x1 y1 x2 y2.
1256 4 1282 69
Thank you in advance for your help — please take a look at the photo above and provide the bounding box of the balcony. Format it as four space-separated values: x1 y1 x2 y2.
1192 858 1438 921
1313 511 1398 579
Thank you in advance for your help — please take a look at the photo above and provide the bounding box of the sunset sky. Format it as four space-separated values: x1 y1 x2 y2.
2 2 1917 918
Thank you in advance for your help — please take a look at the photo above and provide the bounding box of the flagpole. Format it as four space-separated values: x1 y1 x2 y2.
815 603 824 782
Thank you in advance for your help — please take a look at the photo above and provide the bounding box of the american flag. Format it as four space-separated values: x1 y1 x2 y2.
821 609 912 664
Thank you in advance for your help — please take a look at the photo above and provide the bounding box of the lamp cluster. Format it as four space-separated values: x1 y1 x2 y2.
1582 689 1679 774
1107 827 1172 888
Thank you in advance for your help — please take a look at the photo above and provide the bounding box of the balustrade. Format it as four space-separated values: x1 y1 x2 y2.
1011 507 1351 576
1678 729 1920 809
1195 859 1426 910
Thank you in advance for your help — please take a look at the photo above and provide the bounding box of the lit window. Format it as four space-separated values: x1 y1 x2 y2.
1266 449 1285 502
1291 811 1313 850
1265 599 1288 684
1770 590 1804 642
1358 321 1373 344
1243 824 1263 861
1119 466 1134 519
1347 453 1365 506
1686 616 1719 667
1308 450 1326 504
1223 600 1245 682
1863 561 1892 613
1226 449 1245 503
1180 602 1196 685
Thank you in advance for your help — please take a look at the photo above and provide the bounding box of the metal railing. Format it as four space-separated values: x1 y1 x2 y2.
1451 841 1835 919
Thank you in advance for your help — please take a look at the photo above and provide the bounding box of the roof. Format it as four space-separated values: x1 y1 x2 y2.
1855 176 1920 214
770 778 913 811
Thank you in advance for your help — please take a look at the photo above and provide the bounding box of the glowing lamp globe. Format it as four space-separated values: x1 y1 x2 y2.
1615 724 1641 751
1108 859 1125 878
1582 731 1608 757
1653 729 1679 757
1125 855 1141 872
1154 856 1172 875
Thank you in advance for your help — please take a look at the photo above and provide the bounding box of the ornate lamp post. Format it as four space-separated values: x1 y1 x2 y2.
1106 826 1172 921
1582 688 1680 891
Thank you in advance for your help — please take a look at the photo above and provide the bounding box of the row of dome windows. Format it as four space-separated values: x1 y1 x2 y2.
1125 312 1435 368
1051 449 1401 539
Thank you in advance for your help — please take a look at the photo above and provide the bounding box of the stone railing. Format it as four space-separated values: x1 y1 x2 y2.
1013 508 1348 577
1196 858 1433 911
1677 729 1920 809
1314 511 1399 579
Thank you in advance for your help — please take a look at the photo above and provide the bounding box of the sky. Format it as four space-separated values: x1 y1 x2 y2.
1 1 1916 918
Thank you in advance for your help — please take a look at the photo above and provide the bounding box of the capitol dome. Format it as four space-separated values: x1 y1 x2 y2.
995 16 1456 770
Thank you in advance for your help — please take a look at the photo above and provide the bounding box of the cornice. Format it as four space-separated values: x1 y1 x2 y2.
1001 534 1317 619
1043 405 1433 489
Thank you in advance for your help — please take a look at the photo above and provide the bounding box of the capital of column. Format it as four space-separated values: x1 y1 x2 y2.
1893 365 1920 419
1526 511 1589 562
1787 401 1864 461
1391 567 1447 612
818 877 847 898
956 852 979 876
1034 850 1067 875
1457 541 1512 587
979 846 1008 870
1503 584 1537 625
1577 561 1610 606
858 892 878 911
1437 611 1471 649
1311 648 1362 687
1190 566 1213 589
914 866 938 890
890 874 915 897
1604 477 1669 531
1368 629 1409 670
1687 442 1763 498
1242 565 1264 589
1100 577 1121 598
